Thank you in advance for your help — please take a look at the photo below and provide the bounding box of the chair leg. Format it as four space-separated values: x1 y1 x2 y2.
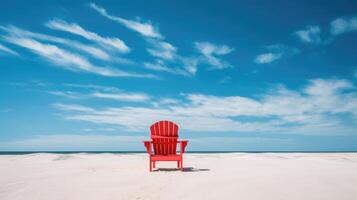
177 161 180 169
180 159 183 171
149 160 152 172
153 161 156 169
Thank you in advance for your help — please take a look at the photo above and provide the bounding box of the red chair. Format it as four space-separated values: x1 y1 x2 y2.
143 120 188 172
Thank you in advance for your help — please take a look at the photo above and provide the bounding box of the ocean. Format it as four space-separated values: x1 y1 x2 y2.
1 151 357 155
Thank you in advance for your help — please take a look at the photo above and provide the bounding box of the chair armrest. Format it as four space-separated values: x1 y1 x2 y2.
178 140 188 155
143 140 152 155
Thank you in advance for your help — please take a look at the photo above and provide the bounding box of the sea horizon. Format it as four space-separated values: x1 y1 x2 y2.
1 150 357 155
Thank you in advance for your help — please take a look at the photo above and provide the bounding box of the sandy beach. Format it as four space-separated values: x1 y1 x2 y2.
0 153 357 200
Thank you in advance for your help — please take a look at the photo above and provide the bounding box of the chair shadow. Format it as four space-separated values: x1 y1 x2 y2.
155 167 210 172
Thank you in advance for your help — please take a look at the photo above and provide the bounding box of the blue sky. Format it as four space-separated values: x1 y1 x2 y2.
1 0 357 151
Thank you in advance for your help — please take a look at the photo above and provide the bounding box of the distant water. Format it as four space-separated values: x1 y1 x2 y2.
1 151 357 155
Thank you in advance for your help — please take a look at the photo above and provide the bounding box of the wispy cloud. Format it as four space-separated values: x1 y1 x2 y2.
54 78 357 135
89 2 191 75
254 53 282 64
63 83 120 92
46 19 130 53
47 83 152 102
143 39 200 75
1 25 110 60
48 91 82 99
0 43 18 55
330 16 357 35
143 60 174 72
254 44 299 64
53 103 95 112
295 25 321 44
4 35 153 78
89 2 162 39
89 3 232 75
146 39 177 60
194 42 234 69
181 56 200 75
143 59 191 76
91 92 151 102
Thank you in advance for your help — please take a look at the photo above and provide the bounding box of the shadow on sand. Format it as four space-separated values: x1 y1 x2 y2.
155 167 210 172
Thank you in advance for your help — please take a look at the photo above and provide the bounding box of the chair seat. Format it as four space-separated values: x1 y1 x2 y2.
151 154 182 161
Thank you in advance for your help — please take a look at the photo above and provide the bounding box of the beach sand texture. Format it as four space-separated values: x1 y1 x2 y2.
0 153 357 200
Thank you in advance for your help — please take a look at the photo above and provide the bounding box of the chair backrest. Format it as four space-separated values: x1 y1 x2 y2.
150 120 179 155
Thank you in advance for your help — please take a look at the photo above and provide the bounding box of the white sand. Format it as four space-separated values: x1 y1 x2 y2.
0 153 357 200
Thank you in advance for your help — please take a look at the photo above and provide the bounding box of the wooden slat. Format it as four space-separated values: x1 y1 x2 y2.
164 121 168 155
156 123 160 155
159 121 164 155
170 122 174 154
157 122 161 155
162 121 165 155
173 123 178 153
161 121 165 155
168 122 172 154
153 123 158 155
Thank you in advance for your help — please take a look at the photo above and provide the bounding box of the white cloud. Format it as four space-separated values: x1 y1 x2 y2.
47 84 152 102
53 103 95 112
330 17 357 35
157 98 180 105
254 44 298 64
146 39 177 60
89 3 201 75
194 42 234 69
4 35 154 78
195 42 233 56
53 78 357 135
1 25 110 61
89 2 162 39
48 91 82 99
91 92 151 102
144 39 200 75
304 79 353 96
143 60 172 72
180 56 199 75
0 43 18 55
254 53 282 64
143 60 190 76
295 25 321 43
2 5 236 77
46 19 130 53
89 3 229 75
63 83 120 92
54 105 282 133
